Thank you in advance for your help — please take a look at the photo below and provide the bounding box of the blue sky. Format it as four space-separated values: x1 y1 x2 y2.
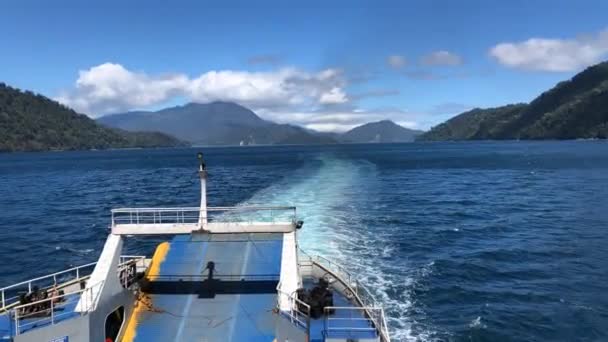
2 0 608 131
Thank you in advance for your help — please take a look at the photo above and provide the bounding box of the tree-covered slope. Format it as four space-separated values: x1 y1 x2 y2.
419 61 608 140
0 83 185 152
419 104 526 141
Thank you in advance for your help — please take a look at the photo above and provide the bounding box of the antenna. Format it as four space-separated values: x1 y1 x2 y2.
198 152 208 229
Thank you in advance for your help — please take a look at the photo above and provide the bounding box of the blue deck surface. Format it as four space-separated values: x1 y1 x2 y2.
129 233 283 342
0 312 10 340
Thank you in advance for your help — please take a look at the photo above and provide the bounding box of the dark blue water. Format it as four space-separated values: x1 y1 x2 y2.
1 142 607 341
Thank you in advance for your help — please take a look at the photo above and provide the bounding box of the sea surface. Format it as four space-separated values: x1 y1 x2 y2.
1 142 607 341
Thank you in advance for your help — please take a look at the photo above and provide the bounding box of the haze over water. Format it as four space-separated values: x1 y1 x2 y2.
1 142 607 341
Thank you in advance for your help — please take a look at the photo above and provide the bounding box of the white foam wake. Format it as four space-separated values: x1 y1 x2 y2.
239 155 429 341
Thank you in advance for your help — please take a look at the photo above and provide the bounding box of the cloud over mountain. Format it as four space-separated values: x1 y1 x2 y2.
490 27 608 72
56 63 348 116
55 62 424 132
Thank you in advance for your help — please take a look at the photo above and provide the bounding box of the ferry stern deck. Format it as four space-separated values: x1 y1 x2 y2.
0 154 390 342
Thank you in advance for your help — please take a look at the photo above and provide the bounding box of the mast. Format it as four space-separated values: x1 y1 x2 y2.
197 152 208 229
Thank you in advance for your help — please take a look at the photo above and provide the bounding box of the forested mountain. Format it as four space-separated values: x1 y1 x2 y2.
0 83 185 152
339 120 423 143
419 61 608 140
99 102 337 145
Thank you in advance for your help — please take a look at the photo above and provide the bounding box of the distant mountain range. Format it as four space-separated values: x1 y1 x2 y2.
99 102 423 145
6 59 608 153
340 120 423 143
419 61 608 141
0 83 185 152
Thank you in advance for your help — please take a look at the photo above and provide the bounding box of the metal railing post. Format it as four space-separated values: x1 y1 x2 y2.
76 267 80 280
307 306 311 338
51 298 55 324
1 290 4 309
14 308 19 335
324 309 327 336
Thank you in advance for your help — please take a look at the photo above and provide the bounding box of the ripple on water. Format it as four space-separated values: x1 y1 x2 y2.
1 143 607 341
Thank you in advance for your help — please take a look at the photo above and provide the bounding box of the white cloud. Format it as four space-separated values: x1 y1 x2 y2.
57 63 347 116
489 28 608 72
56 62 435 132
387 55 407 69
420 50 463 66
319 87 348 104
55 63 189 115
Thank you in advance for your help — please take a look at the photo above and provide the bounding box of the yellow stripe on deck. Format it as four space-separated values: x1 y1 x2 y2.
121 242 170 342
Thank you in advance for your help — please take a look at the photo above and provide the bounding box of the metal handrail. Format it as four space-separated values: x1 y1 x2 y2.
0 263 95 311
298 249 391 341
1 256 145 312
111 206 297 227
276 282 311 336
111 206 296 212
298 248 354 286
13 279 105 335
324 306 382 337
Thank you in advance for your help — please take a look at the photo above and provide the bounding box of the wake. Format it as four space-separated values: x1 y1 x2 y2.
238 155 429 341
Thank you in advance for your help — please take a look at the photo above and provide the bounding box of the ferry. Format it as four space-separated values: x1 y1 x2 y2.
0 153 390 342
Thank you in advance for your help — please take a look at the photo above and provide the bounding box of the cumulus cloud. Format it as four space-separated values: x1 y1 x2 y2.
489 28 608 72
56 62 433 132
55 63 189 115
319 87 348 104
420 50 463 66
387 55 407 69
57 63 347 116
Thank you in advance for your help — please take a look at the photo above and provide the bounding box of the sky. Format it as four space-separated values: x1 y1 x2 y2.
2 0 608 132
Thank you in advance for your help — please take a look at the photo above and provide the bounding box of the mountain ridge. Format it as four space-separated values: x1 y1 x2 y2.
0 83 186 152
99 101 328 145
419 61 608 141
99 102 422 145
340 120 423 143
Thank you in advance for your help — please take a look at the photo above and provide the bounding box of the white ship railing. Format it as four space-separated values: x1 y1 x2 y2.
323 306 387 339
111 206 297 226
0 255 145 312
276 282 311 337
298 249 391 341
12 280 105 335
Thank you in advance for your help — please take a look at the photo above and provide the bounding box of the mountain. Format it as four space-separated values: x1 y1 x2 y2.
0 83 186 152
340 120 423 143
419 61 608 141
99 102 337 145
417 104 527 141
